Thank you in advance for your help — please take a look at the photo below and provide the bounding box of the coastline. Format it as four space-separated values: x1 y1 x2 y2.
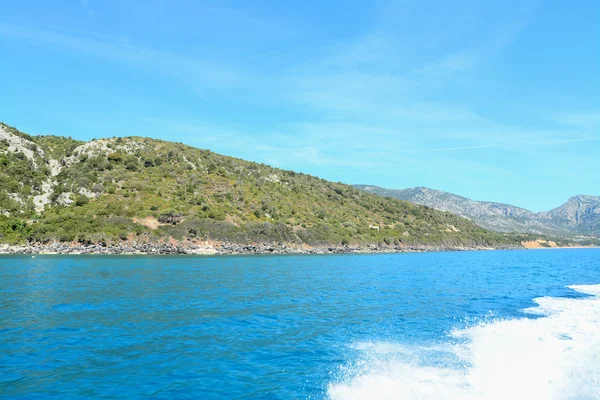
0 241 521 255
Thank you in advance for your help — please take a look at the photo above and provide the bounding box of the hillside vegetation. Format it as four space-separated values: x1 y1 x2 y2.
0 122 523 249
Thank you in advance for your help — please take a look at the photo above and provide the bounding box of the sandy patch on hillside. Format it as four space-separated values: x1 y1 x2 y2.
522 239 558 248
133 216 162 230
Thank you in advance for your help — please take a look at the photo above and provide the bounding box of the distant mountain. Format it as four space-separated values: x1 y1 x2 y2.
543 195 600 236
354 185 600 237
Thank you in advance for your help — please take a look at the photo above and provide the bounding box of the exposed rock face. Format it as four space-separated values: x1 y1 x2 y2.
0 126 45 167
355 185 600 237
543 195 600 235
0 126 143 215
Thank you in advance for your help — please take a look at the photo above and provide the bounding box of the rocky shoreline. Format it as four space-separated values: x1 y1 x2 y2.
0 241 520 255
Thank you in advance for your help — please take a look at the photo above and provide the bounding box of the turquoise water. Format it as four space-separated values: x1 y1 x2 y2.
1 249 599 399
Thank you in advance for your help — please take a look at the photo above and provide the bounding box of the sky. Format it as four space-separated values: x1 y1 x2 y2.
0 0 598 211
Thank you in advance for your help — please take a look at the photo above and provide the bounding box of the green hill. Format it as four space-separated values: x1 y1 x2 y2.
0 122 524 251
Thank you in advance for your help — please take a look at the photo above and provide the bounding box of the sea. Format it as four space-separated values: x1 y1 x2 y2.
1 249 599 399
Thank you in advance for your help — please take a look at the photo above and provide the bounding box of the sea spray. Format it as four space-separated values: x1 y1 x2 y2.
329 285 600 400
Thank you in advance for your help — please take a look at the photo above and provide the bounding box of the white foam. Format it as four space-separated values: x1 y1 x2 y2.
328 285 600 400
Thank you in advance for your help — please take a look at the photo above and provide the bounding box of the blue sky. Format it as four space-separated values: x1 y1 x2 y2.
0 0 598 211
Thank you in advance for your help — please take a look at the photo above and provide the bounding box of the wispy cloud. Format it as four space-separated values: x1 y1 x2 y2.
274 1 537 166
554 110 600 129
397 135 599 155
399 144 493 154
0 22 248 97
533 137 600 145
417 52 477 76
80 0 95 18
3 0 587 179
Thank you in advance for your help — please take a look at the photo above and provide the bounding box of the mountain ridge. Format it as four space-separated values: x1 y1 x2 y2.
354 185 600 237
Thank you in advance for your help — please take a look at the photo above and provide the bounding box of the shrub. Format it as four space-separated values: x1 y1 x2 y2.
125 157 140 171
75 196 89 207
107 152 124 163
158 211 182 225
92 183 104 194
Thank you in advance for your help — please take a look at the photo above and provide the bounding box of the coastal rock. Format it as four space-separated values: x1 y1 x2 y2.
0 241 524 255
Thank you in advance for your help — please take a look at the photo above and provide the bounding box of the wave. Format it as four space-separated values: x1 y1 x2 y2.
328 285 600 400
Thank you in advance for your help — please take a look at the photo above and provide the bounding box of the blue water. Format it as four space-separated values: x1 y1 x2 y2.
1 249 599 399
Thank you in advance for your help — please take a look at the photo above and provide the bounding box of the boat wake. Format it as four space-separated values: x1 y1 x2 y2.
328 285 600 400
